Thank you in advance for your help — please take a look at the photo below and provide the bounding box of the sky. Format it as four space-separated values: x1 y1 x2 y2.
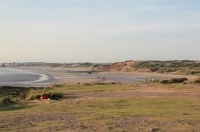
1 0 200 63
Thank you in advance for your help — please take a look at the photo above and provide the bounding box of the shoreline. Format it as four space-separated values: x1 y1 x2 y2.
0 66 198 87
1 67 103 87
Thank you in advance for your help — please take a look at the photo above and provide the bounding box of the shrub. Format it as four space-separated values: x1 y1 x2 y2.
191 71 200 74
35 94 41 99
0 97 15 105
52 84 64 87
53 93 63 98
150 67 159 72
161 78 188 84
161 80 170 84
194 79 200 83
29 94 41 100
170 78 188 83
20 91 29 99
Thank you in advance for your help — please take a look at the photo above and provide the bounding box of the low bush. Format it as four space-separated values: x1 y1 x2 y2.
29 94 41 100
194 79 200 84
52 84 64 87
161 78 188 84
0 97 15 105
161 80 170 84
20 91 29 99
52 93 63 98
191 71 200 74
170 78 188 83
150 67 159 72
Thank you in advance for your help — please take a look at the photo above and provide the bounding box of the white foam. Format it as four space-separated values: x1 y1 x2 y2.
19 73 49 84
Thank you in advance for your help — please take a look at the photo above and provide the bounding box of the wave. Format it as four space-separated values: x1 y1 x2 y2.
0 68 50 85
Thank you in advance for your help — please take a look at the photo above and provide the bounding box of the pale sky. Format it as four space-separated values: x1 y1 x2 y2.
1 0 200 63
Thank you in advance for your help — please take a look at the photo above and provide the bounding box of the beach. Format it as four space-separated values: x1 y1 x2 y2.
0 66 196 87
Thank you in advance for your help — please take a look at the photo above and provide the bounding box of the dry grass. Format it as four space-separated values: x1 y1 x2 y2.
0 83 200 131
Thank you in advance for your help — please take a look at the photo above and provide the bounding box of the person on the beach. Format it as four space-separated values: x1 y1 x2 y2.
40 93 48 99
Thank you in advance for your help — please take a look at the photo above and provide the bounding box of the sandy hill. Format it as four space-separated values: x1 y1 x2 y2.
92 60 200 74
92 60 139 72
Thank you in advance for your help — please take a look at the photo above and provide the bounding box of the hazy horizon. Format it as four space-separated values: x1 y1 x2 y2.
1 0 200 63
1 59 200 64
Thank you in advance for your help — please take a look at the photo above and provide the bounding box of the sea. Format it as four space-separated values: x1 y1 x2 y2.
0 67 54 87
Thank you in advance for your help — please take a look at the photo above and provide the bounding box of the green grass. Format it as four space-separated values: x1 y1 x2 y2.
0 83 200 131
70 96 200 120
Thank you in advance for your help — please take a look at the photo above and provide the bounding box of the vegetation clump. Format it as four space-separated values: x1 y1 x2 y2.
170 78 188 83
52 84 64 87
29 94 41 100
133 60 200 74
161 78 188 84
26 89 63 100
194 78 200 84
161 80 170 84
0 97 15 105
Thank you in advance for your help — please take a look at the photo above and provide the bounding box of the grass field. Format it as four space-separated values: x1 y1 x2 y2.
0 82 200 132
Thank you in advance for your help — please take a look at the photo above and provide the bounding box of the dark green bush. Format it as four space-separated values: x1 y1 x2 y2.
161 78 188 84
35 95 41 99
161 80 170 84
53 93 63 98
170 78 188 83
29 94 41 100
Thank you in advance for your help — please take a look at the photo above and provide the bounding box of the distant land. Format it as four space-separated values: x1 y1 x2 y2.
1 60 200 75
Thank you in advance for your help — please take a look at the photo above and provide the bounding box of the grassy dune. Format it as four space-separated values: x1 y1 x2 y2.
0 83 200 131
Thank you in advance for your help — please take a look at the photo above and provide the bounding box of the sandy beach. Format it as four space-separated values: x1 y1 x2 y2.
11 66 197 87
13 67 102 86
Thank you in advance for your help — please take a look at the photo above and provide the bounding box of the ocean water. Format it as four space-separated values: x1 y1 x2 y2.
0 67 54 87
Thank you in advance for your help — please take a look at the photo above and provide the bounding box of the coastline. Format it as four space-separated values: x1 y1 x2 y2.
1 67 196 87
12 67 103 86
